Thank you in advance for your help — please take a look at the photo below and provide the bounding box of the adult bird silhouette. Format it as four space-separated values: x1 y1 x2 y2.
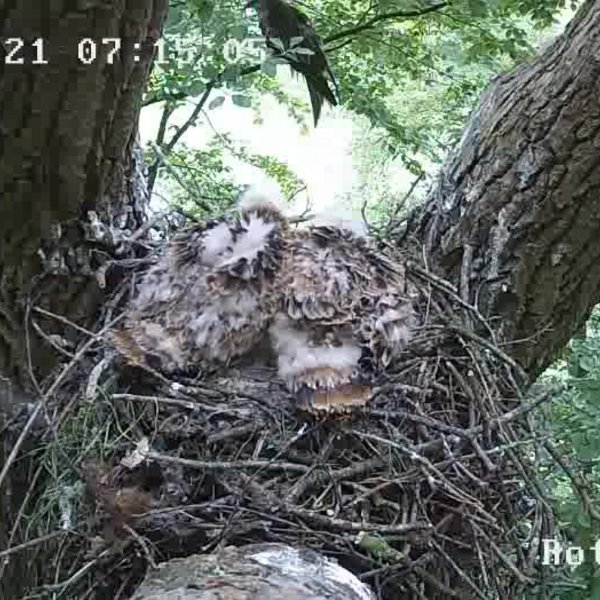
245 0 339 126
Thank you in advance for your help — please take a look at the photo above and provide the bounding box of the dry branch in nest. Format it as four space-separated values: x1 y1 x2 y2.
2 255 565 599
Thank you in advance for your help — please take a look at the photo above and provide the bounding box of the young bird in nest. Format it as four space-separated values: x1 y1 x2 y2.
111 182 417 417
111 182 287 375
270 224 417 415
245 0 339 126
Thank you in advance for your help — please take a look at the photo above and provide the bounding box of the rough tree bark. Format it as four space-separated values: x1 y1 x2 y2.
0 2 167 597
412 0 600 377
0 0 168 390
131 544 375 600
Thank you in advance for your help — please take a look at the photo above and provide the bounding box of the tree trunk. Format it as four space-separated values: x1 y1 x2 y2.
0 0 167 390
411 0 600 377
0 2 167 597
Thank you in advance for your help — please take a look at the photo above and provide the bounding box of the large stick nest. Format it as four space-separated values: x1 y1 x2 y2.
2 254 559 600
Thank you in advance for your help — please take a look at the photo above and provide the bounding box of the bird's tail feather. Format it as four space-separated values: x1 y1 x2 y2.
296 383 372 416
306 72 338 107
306 80 323 126
326 64 341 104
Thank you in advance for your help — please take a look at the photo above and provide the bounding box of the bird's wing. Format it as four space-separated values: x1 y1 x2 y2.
253 0 339 125
282 7 339 104
354 241 418 370
113 208 285 373
279 14 339 105
281 226 369 322
303 227 417 366
306 82 323 129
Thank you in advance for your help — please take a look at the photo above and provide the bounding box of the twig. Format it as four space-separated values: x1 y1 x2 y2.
111 393 204 412
0 531 67 560
122 524 157 569
430 538 487 600
470 521 535 585
39 552 109 593
207 423 260 444
0 315 124 490
385 171 425 235
147 102 176 194
324 2 449 44
146 451 310 474
289 508 432 535
543 439 600 521
33 306 97 338
85 357 112 401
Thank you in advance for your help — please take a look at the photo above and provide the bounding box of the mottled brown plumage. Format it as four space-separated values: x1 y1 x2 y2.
113 190 286 374
270 225 417 414
112 184 417 415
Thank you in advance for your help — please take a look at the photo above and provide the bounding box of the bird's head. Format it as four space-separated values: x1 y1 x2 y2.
244 0 259 9
237 180 288 223
311 215 368 237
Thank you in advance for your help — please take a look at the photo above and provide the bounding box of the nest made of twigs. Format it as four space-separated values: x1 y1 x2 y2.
2 255 561 600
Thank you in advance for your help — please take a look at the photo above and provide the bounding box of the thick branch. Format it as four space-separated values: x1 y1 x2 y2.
324 2 449 44
410 0 600 376
0 2 167 383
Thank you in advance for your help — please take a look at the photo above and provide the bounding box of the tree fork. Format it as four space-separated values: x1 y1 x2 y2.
1 0 600 597
411 0 600 377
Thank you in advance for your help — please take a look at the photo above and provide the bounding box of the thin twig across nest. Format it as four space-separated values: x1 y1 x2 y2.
2 256 563 600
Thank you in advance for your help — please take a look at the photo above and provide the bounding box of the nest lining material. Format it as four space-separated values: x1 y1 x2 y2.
3 258 559 600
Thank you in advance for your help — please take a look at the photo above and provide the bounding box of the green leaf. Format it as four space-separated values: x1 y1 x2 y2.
260 60 278 77
269 37 285 52
576 508 591 529
232 94 252 108
208 95 225 110
189 0 214 19
222 64 241 83
580 354 597 372
291 47 315 56
589 573 600 599
468 0 488 17
229 24 247 40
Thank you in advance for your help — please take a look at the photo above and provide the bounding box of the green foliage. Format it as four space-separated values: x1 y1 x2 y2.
145 1 249 105
145 141 242 220
147 135 301 221
235 146 303 198
23 398 122 543
143 0 578 220
300 0 571 169
539 308 600 598
347 116 426 228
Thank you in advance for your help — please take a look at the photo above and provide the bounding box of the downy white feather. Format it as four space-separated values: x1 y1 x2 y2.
270 314 361 387
200 222 234 266
224 217 278 265
237 179 286 215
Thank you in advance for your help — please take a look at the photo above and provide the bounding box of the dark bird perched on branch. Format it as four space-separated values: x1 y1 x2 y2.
245 0 339 126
